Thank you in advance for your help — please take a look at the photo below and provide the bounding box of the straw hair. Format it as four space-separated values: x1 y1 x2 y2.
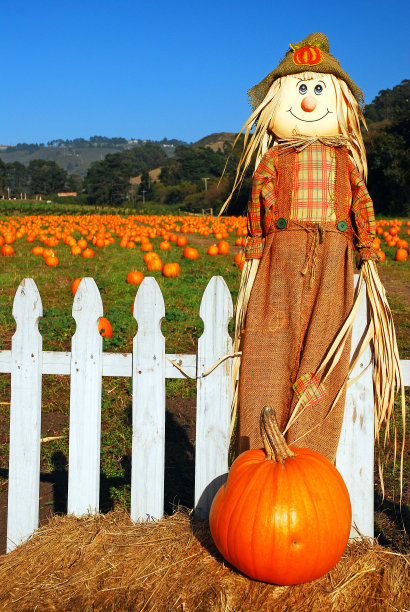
361 261 406 499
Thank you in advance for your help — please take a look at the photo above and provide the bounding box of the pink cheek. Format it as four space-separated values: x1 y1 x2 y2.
301 96 317 112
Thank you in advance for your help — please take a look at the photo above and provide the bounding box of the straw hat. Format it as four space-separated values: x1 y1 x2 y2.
248 32 364 109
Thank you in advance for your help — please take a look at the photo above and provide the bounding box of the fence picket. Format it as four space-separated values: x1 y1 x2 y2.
336 278 374 538
67 278 103 516
131 278 166 521
195 276 233 518
7 279 43 552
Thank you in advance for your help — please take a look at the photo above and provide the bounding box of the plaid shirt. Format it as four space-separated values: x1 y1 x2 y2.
246 143 376 260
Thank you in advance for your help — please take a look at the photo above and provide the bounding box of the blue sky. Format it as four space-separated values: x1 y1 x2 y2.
1 0 409 145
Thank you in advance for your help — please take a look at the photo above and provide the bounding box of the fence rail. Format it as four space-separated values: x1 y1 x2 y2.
0 276 408 553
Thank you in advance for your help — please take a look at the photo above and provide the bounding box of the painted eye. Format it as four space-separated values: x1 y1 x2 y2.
314 84 323 95
298 84 308 95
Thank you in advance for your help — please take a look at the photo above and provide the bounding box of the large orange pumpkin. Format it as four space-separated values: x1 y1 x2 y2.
209 407 351 585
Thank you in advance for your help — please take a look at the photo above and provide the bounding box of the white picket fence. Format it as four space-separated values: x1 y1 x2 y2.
0 276 409 554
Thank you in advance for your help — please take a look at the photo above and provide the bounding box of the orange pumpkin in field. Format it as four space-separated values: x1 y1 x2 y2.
144 251 159 263
71 245 82 255
98 317 113 338
32 246 44 255
176 235 188 247
45 255 59 267
82 248 95 258
162 262 181 277
126 270 144 285
140 242 153 252
208 244 219 256
159 241 171 250
71 277 84 295
147 258 163 271
1 244 14 256
217 240 230 254
183 246 199 260
395 248 408 261
376 250 386 262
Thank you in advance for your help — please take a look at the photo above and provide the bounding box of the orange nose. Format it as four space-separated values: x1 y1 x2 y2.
301 96 317 112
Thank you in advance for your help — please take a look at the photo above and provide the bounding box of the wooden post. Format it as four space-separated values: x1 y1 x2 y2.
131 278 166 521
67 278 103 515
195 276 232 518
336 276 374 539
7 279 43 551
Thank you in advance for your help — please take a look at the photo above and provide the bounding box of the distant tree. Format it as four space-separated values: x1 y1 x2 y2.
364 79 409 123
84 154 133 206
5 162 28 194
138 170 152 200
28 159 67 195
0 158 6 193
364 79 410 216
66 173 83 192
84 143 167 206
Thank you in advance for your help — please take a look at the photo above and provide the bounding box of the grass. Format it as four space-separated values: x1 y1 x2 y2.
0 210 409 546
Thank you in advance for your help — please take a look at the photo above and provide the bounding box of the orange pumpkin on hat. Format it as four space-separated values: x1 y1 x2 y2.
291 43 323 66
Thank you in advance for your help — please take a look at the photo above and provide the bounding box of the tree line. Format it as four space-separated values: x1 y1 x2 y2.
0 80 408 216
4 135 187 151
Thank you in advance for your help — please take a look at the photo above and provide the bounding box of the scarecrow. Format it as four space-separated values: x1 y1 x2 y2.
224 33 404 467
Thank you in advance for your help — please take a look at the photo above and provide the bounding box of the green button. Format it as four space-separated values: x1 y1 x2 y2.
337 220 348 232
277 217 287 229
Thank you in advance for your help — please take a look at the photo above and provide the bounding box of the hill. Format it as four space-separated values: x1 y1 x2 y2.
192 132 236 152
0 137 188 176
0 134 237 178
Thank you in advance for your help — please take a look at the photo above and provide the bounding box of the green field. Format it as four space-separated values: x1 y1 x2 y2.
0 208 408 553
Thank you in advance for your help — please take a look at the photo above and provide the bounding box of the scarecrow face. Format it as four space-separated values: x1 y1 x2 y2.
269 74 340 138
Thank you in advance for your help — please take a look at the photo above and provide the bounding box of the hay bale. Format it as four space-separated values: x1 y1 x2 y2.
0 509 408 611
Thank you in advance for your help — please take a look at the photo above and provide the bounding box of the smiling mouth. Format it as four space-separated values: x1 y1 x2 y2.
287 108 331 122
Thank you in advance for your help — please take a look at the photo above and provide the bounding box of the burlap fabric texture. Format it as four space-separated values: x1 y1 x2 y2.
238 148 355 462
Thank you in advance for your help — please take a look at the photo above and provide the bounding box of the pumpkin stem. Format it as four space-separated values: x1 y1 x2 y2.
260 407 296 463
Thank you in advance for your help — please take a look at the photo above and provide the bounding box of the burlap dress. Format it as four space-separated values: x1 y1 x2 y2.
238 143 377 462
